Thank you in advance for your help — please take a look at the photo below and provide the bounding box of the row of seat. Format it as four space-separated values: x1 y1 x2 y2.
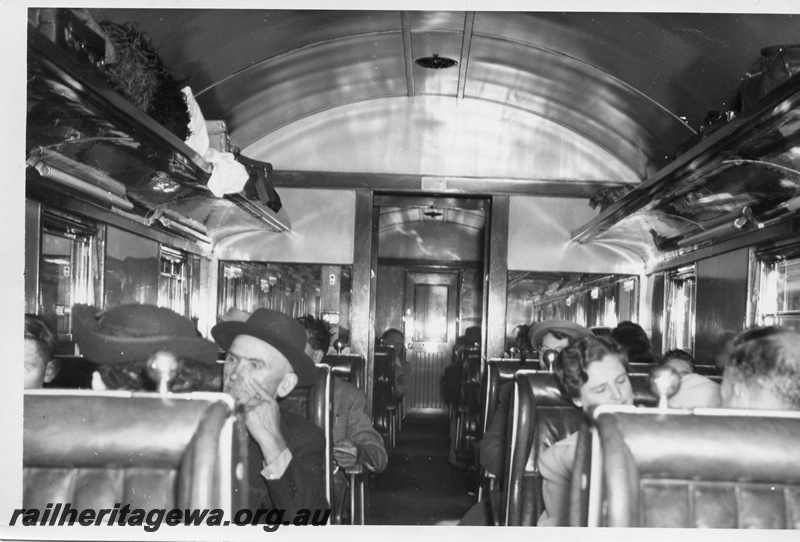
373 345 402 450
492 369 657 525
572 406 800 528
479 359 799 529
24 360 370 525
448 346 482 462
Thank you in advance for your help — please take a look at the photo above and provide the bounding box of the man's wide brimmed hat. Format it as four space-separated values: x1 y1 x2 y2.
528 319 593 348
211 308 318 388
72 304 218 365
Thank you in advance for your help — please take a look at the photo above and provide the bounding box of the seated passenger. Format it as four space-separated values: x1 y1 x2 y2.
380 328 411 397
24 314 60 389
661 349 720 408
72 304 220 392
611 321 657 365
297 315 388 508
212 309 328 517
479 320 593 480
443 326 482 404
720 326 800 411
459 320 591 525
539 335 633 526
220 307 251 322
516 324 533 357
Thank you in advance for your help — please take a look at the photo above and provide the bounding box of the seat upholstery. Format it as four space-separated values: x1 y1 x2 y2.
592 407 800 528
283 365 334 514
316 357 370 525
568 373 662 526
453 348 482 461
23 390 246 512
481 360 539 435
372 346 397 447
323 354 366 390
501 371 584 526
475 360 538 499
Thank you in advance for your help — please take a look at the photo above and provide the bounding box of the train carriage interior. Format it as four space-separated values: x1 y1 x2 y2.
9 3 800 530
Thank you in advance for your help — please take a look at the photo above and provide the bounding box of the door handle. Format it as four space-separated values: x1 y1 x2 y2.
406 343 413 350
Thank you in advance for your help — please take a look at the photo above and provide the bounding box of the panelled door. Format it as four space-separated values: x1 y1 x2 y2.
403 271 458 413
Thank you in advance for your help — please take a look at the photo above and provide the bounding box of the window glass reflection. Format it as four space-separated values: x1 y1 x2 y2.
105 227 159 307
219 261 352 345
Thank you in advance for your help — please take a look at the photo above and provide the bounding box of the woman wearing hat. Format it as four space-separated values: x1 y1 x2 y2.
72 304 221 392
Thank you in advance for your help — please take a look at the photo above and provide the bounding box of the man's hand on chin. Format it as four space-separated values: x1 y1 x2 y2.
242 381 288 464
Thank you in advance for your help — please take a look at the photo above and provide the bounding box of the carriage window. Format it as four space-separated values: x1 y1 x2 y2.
506 272 638 352
104 227 159 307
755 255 800 332
39 212 97 340
664 265 696 353
158 246 190 317
219 261 352 344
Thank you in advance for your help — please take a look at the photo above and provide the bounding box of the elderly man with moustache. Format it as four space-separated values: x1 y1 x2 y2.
211 309 328 518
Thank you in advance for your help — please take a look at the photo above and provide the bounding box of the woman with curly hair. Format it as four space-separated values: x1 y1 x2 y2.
538 335 634 526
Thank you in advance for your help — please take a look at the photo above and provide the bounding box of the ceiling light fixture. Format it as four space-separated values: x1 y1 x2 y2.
415 54 458 70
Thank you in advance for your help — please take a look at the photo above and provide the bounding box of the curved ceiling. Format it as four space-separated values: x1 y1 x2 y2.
88 9 798 184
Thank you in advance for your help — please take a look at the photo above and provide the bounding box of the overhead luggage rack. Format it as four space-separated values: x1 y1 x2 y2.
571 72 800 263
26 16 290 241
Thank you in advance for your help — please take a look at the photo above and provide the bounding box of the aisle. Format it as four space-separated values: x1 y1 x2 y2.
368 413 475 525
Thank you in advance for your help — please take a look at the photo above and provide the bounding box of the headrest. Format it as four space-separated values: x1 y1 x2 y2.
490 360 540 380
24 390 233 468
595 408 800 483
516 371 574 408
629 374 658 407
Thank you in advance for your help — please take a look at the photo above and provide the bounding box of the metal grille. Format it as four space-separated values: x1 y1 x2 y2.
406 350 447 411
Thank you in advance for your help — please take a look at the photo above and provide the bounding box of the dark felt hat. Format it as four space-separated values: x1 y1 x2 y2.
72 304 218 365
528 319 593 348
211 308 318 388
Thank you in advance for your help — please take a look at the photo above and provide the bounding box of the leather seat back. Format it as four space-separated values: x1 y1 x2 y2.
24 390 247 512
372 346 396 438
481 359 538 434
592 407 800 528
283 365 334 510
44 355 96 389
568 373 663 526
503 371 583 526
323 354 366 389
629 373 658 406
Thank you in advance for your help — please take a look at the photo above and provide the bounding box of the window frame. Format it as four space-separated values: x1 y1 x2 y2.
663 264 697 355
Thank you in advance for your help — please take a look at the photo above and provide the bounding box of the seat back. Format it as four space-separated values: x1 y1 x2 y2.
462 347 482 384
44 355 97 389
323 354 366 389
481 359 538 434
629 373 658 406
283 365 334 511
503 371 583 526
567 373 664 526
372 346 396 440
23 390 247 512
454 348 483 460
591 407 800 528
628 362 657 374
